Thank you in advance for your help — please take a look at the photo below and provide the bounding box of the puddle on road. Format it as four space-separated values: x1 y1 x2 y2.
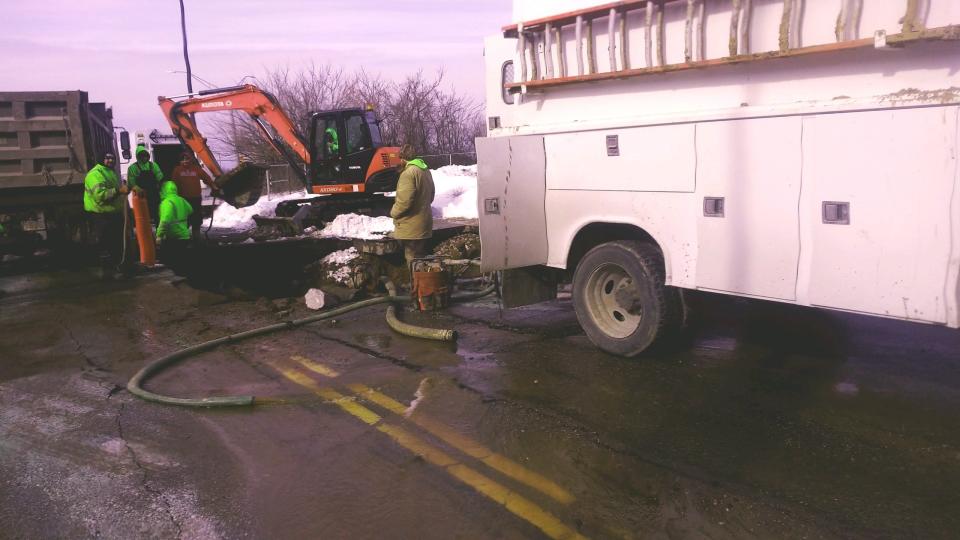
352 332 392 349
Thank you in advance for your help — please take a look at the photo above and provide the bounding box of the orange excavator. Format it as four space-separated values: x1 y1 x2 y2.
158 84 402 219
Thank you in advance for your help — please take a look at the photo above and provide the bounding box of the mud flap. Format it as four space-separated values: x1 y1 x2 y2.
500 266 558 308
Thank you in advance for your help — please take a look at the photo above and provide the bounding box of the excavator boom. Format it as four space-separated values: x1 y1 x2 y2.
158 85 311 206
158 83 402 214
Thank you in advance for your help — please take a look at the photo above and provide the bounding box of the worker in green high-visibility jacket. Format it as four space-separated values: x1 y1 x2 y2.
84 152 128 278
156 181 193 273
324 127 339 156
127 145 164 225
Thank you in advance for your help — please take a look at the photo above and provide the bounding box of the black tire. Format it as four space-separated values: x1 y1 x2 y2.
572 240 682 357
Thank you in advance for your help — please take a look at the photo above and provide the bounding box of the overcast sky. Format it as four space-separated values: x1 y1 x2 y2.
1 0 511 137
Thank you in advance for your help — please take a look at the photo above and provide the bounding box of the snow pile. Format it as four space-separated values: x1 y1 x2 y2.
431 165 478 219
316 213 394 239
211 164 478 232
319 247 360 284
210 191 317 230
321 247 360 265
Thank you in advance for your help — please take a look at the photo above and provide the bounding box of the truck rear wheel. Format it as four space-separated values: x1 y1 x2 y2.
572 240 681 357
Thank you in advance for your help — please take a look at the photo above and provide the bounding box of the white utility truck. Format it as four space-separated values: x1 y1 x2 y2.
476 0 960 356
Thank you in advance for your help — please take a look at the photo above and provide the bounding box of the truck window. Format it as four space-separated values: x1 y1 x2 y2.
365 111 383 147
345 113 372 154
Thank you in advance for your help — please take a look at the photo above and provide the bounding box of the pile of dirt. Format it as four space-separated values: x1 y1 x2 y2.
433 233 481 278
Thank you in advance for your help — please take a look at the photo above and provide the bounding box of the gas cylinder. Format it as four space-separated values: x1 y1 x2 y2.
131 190 156 266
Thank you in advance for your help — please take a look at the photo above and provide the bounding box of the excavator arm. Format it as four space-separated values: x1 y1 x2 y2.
158 83 401 210
158 84 310 184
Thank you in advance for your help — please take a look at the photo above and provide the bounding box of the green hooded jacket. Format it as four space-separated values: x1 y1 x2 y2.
128 145 164 191
324 127 339 155
156 181 193 241
390 158 434 240
84 163 122 213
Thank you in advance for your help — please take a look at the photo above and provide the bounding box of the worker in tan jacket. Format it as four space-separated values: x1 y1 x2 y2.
390 144 435 264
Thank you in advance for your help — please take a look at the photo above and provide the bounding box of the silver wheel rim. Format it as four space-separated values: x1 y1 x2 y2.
583 262 643 339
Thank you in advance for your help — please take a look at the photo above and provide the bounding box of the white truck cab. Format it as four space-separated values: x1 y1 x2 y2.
477 0 960 356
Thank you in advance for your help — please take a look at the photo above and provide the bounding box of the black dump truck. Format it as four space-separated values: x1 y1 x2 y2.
0 91 128 255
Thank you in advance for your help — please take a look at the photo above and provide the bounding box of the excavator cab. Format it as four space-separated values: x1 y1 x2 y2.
308 108 400 195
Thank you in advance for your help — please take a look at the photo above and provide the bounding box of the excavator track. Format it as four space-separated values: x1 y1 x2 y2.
275 193 394 220
252 194 396 240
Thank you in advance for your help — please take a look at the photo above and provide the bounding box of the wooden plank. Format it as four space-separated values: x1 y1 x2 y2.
545 23 555 78
529 33 540 80
518 25 528 82
850 0 862 40
835 0 849 42
506 25 960 92
697 0 705 60
741 0 752 54
586 17 596 74
730 0 741 57
903 0 922 34
556 26 567 77
779 0 793 52
645 2 653 67
576 16 584 75
609 9 618 71
619 8 629 70
656 1 665 66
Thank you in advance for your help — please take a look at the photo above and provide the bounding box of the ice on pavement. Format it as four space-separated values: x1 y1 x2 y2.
210 165 478 235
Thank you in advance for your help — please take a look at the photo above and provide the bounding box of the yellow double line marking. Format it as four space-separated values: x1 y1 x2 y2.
270 356 586 540
347 382 575 505
290 355 341 378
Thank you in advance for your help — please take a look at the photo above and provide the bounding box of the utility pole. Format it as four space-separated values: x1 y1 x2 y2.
179 0 193 94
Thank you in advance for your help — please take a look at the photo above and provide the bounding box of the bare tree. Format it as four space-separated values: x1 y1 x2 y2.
217 64 485 166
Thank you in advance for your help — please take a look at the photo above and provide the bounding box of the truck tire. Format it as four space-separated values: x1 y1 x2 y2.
572 240 681 357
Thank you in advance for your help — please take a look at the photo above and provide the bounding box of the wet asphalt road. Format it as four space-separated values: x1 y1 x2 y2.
1 266 959 539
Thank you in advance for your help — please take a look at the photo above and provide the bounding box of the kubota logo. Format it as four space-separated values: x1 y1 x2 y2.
200 100 232 109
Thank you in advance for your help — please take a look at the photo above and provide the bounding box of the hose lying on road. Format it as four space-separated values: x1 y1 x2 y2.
127 284 496 408
383 279 456 342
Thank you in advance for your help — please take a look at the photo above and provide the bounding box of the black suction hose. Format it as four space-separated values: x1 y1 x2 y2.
127 284 496 408
128 295 402 407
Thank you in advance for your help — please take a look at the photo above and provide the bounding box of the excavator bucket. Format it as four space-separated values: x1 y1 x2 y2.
214 162 267 208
